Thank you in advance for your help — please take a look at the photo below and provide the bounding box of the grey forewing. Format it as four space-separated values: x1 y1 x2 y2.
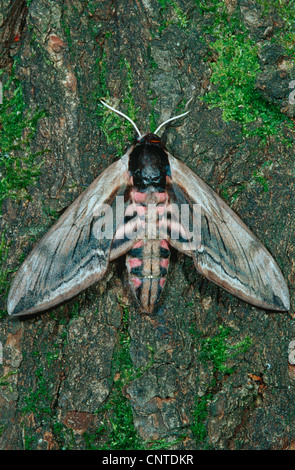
8 154 131 316
167 153 290 312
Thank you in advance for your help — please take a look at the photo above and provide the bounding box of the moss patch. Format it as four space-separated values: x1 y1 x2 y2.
85 303 143 450
191 325 252 447
0 231 11 318
199 1 294 143
257 0 295 52
158 0 189 31
0 68 45 211
90 41 139 156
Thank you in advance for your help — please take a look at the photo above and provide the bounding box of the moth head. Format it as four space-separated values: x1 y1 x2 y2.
99 100 190 192
129 135 170 192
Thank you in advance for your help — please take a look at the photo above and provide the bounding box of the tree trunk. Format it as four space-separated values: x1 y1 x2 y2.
0 0 294 450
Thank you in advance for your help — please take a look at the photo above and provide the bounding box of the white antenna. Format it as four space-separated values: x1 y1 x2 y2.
154 110 190 135
100 100 142 138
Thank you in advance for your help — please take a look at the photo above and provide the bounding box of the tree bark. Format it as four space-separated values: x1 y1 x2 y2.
0 0 294 450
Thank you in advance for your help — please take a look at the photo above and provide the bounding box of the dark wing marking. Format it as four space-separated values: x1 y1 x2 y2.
109 202 141 261
167 153 290 311
8 153 131 316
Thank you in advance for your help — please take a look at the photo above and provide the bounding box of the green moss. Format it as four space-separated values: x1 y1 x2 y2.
84 302 160 450
113 302 134 381
257 0 295 52
203 34 290 142
0 231 11 318
0 370 17 388
0 424 5 438
102 389 142 450
51 421 75 450
199 1 294 143
90 41 139 156
199 325 252 375
149 97 160 133
88 303 143 450
220 160 273 203
20 360 71 449
0 68 46 212
98 59 139 156
103 305 142 450
158 0 189 31
22 429 37 450
22 367 53 420
21 367 57 448
191 392 213 445
83 425 105 450
190 325 252 446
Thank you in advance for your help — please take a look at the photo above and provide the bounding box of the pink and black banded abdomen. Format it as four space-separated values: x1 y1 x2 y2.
126 238 170 313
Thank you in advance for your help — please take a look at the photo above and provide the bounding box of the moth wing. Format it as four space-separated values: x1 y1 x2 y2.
8 153 131 316
167 154 290 311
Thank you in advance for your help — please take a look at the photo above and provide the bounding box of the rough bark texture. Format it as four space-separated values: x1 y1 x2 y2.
0 0 294 450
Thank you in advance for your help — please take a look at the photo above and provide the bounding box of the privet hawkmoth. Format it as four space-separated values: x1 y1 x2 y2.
7 101 290 317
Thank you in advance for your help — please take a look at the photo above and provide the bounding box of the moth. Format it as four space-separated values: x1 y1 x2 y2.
7 100 290 317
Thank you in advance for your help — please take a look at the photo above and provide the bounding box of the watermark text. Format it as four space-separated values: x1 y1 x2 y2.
92 197 202 251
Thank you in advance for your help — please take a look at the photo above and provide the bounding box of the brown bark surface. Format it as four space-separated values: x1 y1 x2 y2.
0 0 294 450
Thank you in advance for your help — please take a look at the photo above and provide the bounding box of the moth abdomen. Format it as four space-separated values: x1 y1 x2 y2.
126 238 171 314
